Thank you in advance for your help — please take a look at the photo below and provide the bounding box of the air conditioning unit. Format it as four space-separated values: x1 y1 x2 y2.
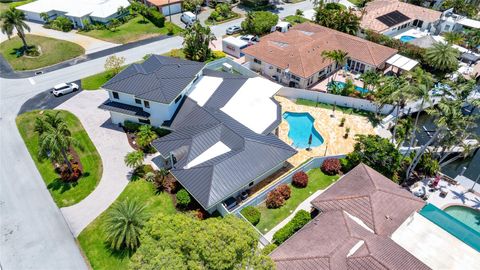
222 63 233 73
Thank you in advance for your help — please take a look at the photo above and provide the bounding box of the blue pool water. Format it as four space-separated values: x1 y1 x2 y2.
330 81 369 94
283 112 324 149
444 205 480 233
400 35 416 43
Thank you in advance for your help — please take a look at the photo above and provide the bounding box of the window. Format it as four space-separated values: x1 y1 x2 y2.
444 25 450 31
277 68 281 73
112 91 119 99
254 58 261 64
144 100 150 108
138 118 150 124
249 181 254 187
135 98 141 104
291 74 300 81
174 95 183 104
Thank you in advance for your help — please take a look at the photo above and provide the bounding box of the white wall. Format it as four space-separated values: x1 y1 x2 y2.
109 111 141 125
277 87 396 115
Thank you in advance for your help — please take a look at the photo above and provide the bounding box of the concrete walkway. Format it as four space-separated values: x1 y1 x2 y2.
57 90 133 236
0 22 119 54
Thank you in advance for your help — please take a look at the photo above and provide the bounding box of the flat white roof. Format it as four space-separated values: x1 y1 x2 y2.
386 54 419 71
188 76 223 106
17 0 130 19
458 18 480 29
184 141 230 169
223 36 249 47
221 77 281 134
391 213 480 270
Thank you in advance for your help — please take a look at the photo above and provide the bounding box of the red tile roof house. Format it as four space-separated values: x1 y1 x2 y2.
270 163 431 270
242 23 397 89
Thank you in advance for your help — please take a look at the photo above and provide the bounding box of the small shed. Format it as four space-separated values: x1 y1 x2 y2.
222 37 249 58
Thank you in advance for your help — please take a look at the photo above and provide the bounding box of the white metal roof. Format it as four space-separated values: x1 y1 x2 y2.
17 0 130 19
386 54 419 71
458 18 480 29
188 76 223 106
223 36 249 47
184 142 231 169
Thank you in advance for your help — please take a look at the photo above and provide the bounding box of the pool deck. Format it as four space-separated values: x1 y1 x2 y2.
309 70 366 92
275 96 376 166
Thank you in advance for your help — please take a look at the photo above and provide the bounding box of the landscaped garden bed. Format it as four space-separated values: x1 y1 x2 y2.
16 110 102 207
205 3 241 25
0 34 85 70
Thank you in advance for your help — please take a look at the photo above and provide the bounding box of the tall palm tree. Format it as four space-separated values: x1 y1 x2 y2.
136 125 157 149
465 29 480 51
182 22 216 62
321 49 348 82
0 7 31 51
35 112 78 173
425 42 460 72
104 199 148 251
124 150 144 170
444 32 464 45
360 70 380 92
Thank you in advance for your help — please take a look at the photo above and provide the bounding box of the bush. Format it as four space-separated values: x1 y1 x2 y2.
339 157 352 173
266 189 285 209
59 163 82 182
210 50 226 60
123 120 142 132
50 16 74 32
262 243 277 255
277 184 291 200
209 10 220 21
321 158 341 175
146 9 165 28
292 171 308 188
272 210 311 245
241 206 261 225
241 11 278 35
176 188 191 207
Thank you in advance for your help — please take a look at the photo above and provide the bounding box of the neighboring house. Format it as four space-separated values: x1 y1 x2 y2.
437 8 480 33
144 0 183 16
100 55 297 214
270 163 430 270
17 0 130 28
243 23 397 89
359 0 442 37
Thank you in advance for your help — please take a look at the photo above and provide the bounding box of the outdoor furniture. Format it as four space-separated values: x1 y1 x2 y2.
440 188 449 198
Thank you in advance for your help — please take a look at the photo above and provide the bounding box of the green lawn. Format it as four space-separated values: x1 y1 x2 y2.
16 110 102 207
81 69 114 90
0 0 35 13
347 0 364 5
80 17 182 44
78 180 176 270
0 34 85 70
283 15 310 25
255 169 339 233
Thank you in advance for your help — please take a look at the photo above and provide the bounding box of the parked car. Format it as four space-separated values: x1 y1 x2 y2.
239 35 259 45
181 11 197 26
51 83 79 97
226 25 241 35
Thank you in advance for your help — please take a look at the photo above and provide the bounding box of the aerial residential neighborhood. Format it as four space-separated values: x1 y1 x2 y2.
0 0 479 269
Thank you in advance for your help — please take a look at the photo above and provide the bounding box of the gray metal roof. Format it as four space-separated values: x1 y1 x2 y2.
102 55 205 104
152 72 296 210
98 101 150 118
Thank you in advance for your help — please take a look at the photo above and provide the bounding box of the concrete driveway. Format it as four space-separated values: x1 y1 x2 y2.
0 22 119 54
57 90 133 236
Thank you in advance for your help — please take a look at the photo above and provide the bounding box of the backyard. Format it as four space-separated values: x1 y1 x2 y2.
80 17 182 44
0 34 85 70
16 110 102 207
254 168 339 233
77 179 176 270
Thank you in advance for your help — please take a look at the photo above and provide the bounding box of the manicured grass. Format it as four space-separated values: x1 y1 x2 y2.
0 34 85 70
284 15 310 25
255 169 339 233
0 0 34 13
81 70 114 90
16 110 102 207
77 180 176 270
162 49 226 63
80 17 182 44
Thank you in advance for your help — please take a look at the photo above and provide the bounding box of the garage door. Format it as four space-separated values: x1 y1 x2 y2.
162 3 182 16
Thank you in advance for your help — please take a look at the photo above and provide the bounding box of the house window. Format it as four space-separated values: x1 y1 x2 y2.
174 95 183 104
135 98 141 104
112 91 119 99
291 74 300 81
138 118 150 124
254 58 261 64
249 181 254 187
444 25 450 31
277 68 281 73
144 100 150 108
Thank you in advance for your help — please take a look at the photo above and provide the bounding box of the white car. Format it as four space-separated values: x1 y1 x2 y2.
52 82 79 97
226 25 241 35
240 35 259 44
181 11 197 26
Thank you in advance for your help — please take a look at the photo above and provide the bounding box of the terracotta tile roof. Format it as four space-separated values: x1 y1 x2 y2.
146 0 182 7
243 23 397 78
270 164 429 270
360 0 442 33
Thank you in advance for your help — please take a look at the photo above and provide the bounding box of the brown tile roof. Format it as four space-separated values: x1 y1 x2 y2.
242 23 397 78
270 164 429 270
146 0 182 7
360 0 442 33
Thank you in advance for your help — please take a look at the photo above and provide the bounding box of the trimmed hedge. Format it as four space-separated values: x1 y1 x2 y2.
321 158 341 175
292 171 308 188
241 206 261 225
272 210 311 245
146 9 166 28
176 188 191 207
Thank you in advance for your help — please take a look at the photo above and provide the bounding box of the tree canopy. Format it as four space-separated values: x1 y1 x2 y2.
241 11 278 36
129 214 274 270
182 22 216 62
424 42 460 73
314 2 360 35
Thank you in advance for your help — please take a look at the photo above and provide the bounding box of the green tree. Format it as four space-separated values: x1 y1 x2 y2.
216 3 232 18
444 32 464 45
104 54 125 76
0 7 31 51
424 42 460 73
108 18 121 31
465 29 480 51
321 49 348 81
129 214 274 270
182 22 216 62
129 2 149 23
136 125 157 149
241 11 278 36
175 188 191 207
104 199 148 251
35 112 79 173
359 70 380 93
442 0 479 18
51 16 74 32
39 12 50 23
124 150 145 170
182 0 203 12
295 9 304 16
314 2 360 34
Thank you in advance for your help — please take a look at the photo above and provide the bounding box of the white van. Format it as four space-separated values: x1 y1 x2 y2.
181 11 197 26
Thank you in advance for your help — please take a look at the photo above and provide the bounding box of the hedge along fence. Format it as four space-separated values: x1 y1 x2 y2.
231 155 345 216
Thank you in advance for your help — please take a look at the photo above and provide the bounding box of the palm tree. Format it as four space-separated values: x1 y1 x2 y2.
424 42 460 72
465 29 480 51
35 112 78 173
182 22 216 62
360 70 380 93
0 7 31 52
104 199 148 251
136 125 157 149
124 150 144 170
321 49 348 82
444 32 464 45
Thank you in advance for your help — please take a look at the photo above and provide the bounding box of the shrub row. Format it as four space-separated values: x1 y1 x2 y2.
241 206 261 225
123 120 170 137
266 184 291 209
272 210 311 245
145 9 166 28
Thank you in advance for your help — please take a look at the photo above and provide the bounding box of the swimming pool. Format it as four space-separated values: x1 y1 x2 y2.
444 205 480 233
330 81 368 94
400 35 416 43
283 112 324 149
